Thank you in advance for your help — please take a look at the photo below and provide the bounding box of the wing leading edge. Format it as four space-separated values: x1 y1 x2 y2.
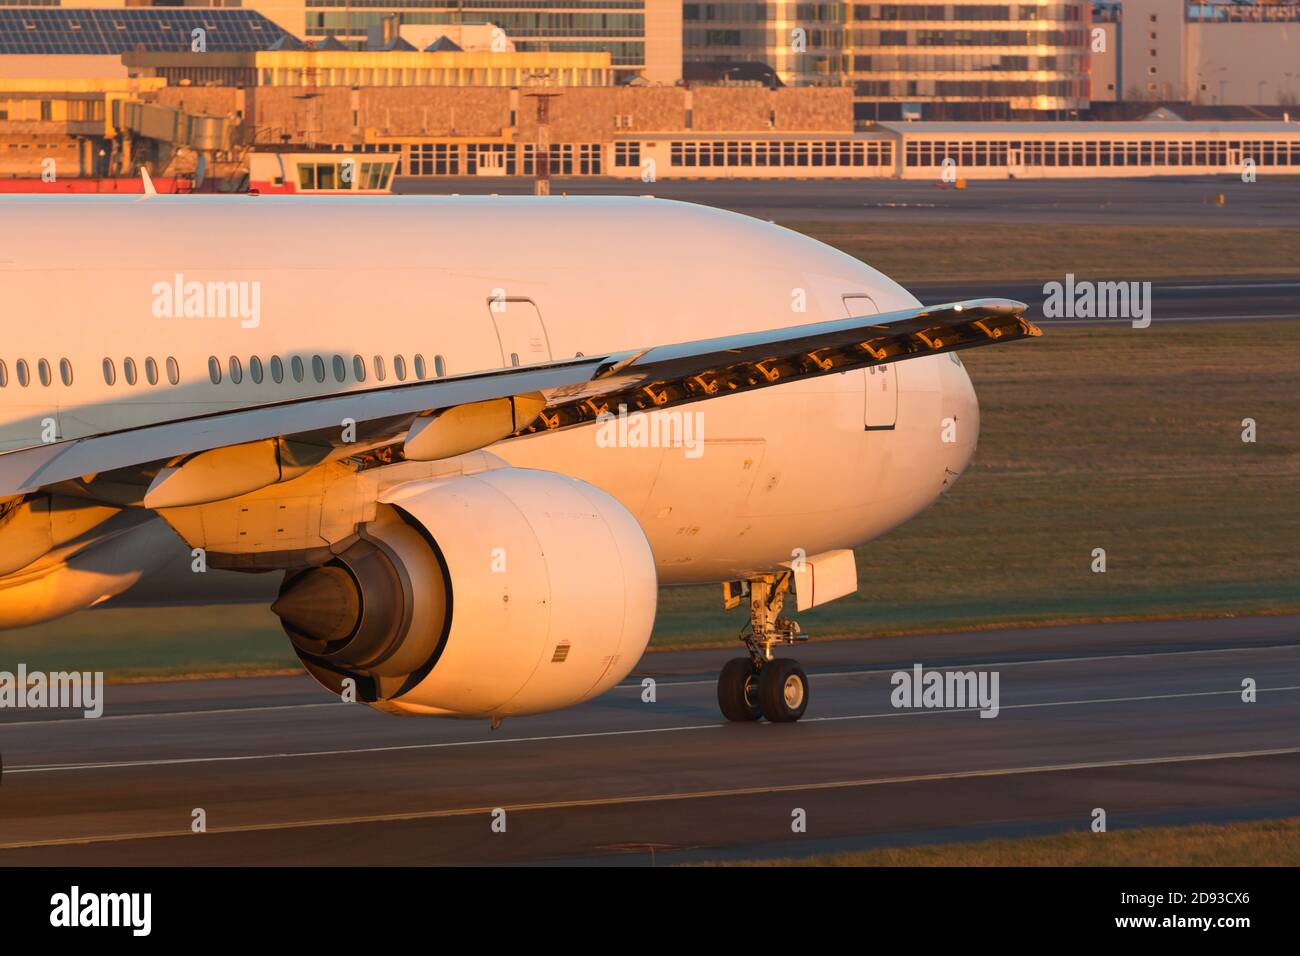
0 298 1039 501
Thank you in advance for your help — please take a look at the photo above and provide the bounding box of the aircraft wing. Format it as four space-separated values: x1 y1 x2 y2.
0 298 1038 502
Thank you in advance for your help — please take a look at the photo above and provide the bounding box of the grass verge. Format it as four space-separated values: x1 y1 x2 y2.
706 818 1300 866
791 222 1300 283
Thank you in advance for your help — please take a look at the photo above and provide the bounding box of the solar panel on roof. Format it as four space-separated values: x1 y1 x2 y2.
0 8 294 54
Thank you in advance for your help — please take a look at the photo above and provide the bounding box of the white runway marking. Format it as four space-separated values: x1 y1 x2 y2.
0 641 1290 726
7 685 1299 775
2 745 1297 852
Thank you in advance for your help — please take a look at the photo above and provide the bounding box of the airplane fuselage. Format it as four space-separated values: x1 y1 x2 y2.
0 195 979 588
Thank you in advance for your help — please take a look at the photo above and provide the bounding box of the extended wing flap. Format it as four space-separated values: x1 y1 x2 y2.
0 298 1038 501
522 298 1038 435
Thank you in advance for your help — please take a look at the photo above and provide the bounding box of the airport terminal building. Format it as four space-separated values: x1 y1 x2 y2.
1 4 1299 183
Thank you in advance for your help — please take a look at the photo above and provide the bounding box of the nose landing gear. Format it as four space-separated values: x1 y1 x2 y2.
716 572 810 723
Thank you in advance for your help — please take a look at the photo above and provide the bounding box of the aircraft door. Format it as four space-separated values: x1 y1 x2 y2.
487 297 552 367
843 294 897 429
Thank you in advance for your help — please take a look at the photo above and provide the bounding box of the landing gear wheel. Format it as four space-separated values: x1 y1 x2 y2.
718 657 763 722
758 658 808 723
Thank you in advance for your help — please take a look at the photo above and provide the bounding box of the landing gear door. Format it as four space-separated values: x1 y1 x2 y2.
843 294 897 429
486 296 552 367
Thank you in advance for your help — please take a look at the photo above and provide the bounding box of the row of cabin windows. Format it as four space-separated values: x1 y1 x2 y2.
4 354 455 390
207 353 448 386
0 358 75 388
102 357 181 387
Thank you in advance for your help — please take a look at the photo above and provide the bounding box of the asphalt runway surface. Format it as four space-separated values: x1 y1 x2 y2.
909 277 1300 327
1 615 1296 865
397 176 1300 227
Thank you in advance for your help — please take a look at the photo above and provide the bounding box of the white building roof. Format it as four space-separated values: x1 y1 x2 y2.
875 121 1299 134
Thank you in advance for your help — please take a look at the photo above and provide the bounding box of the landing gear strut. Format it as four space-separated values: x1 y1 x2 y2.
716 572 809 723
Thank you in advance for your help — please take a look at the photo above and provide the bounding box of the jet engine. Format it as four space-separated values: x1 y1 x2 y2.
0 510 177 629
273 468 658 719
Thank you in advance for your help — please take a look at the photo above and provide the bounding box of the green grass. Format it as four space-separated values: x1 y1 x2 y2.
0 604 297 679
706 818 1300 866
791 222 1300 283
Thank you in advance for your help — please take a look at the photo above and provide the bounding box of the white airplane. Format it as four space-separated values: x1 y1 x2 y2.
0 194 1038 724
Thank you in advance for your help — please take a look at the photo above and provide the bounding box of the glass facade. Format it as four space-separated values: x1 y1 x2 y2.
300 1 650 72
684 2 1091 119
0 8 291 53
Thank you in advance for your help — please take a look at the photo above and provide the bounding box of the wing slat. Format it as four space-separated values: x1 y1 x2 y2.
0 298 1038 501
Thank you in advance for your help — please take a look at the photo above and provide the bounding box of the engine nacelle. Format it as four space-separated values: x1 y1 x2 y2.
0 515 176 629
275 468 657 719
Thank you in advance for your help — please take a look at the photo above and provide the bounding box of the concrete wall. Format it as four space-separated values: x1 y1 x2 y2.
1187 24 1300 106
0 55 127 81
154 85 852 144
643 0 683 85
1119 0 1185 102
1090 22 1120 102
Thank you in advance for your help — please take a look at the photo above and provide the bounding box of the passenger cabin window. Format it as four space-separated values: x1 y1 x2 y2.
311 356 326 383
250 356 264 384
332 355 347 383
38 359 51 386
414 354 427 379
61 358 74 386
166 357 180 385
434 354 446 377
292 356 305 383
373 355 386 381
16 359 29 387
393 355 407 381
123 358 137 386
270 356 284 384
103 359 116 386
208 356 222 384
229 356 243 385
0 360 7 387
145 357 158 386
353 355 366 382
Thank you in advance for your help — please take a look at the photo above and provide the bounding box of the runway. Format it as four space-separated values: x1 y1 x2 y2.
909 276 1300 327
397 176 1300 227
1 615 1297 865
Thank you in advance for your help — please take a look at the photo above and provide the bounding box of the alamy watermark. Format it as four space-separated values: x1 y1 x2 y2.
890 663 1000 718
151 273 261 329
1042 274 1152 328
0 664 103 718
595 404 705 459
50 886 151 936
